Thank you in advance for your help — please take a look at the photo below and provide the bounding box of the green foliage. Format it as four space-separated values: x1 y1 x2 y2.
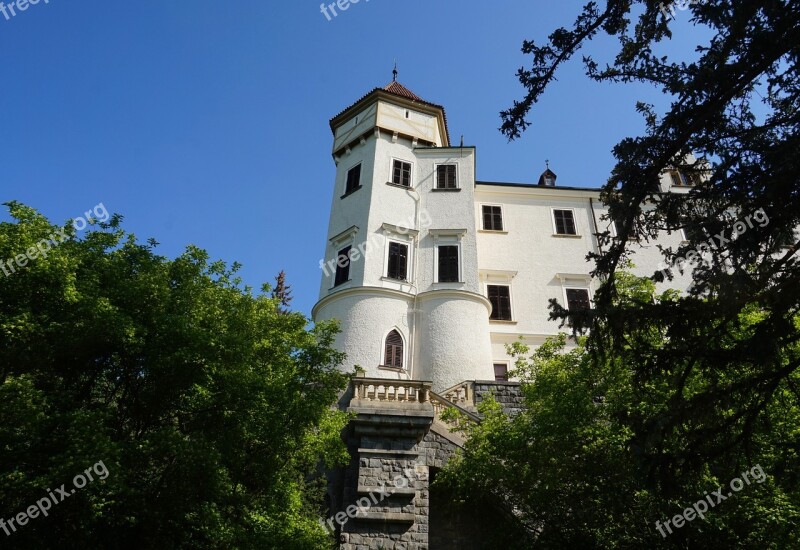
439 272 800 547
500 0 799 501
0 202 349 549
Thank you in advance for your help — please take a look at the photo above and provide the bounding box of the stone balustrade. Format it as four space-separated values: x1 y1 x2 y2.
351 377 431 404
439 380 475 408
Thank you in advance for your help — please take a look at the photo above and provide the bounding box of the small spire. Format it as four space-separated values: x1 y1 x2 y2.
546 159 550 170
392 60 398 82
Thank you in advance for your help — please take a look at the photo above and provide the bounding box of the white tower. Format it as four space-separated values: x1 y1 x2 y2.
312 77 494 391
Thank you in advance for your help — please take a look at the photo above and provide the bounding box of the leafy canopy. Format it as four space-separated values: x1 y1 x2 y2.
0 202 349 549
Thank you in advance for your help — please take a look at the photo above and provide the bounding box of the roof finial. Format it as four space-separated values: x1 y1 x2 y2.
392 59 398 82
546 159 550 170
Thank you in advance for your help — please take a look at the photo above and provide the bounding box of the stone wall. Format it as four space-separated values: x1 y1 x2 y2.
473 381 525 417
327 378 526 549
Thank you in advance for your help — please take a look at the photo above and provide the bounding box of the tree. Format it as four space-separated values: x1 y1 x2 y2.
502 0 800 481
439 271 800 547
271 270 293 314
0 202 349 549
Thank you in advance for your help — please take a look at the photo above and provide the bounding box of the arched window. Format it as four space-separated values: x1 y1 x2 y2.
384 330 404 369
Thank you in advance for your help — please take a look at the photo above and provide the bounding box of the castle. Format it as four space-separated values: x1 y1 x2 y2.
313 78 696 548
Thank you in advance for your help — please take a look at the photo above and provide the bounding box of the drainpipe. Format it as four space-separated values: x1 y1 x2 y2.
405 186 421 381
589 197 603 256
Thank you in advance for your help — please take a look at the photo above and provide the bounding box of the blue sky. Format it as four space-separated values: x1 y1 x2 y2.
1 0 711 316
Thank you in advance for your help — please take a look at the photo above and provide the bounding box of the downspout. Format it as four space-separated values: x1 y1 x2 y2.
589 197 608 286
405 186 421 381
589 197 603 256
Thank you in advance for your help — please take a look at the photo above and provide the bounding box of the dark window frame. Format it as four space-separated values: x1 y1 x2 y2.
343 164 362 197
436 164 458 189
669 169 700 187
391 160 412 188
386 241 409 281
565 288 591 312
482 205 504 231
437 245 459 283
384 329 404 369
553 209 577 235
334 246 352 287
487 284 512 321
493 363 509 382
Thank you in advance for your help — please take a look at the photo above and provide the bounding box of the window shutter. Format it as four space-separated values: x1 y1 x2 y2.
384 330 404 368
334 246 351 286
396 244 407 279
554 210 576 235
438 246 459 282
566 289 591 311
488 285 511 320
388 242 408 280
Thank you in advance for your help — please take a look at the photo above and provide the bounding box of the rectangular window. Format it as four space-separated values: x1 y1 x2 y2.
345 164 361 195
487 285 512 321
436 165 457 189
334 246 351 287
553 209 577 235
566 289 591 312
493 363 508 382
387 242 408 280
437 245 459 282
392 160 412 187
669 170 699 187
482 205 503 231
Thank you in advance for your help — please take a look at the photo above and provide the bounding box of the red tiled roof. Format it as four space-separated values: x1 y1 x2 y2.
329 80 450 144
382 80 423 101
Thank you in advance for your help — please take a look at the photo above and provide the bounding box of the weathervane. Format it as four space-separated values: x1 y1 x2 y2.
393 60 398 82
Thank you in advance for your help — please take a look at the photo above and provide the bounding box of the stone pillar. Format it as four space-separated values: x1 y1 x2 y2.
332 379 434 550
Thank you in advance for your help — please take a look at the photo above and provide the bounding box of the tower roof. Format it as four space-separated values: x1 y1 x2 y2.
382 80 424 101
329 80 450 145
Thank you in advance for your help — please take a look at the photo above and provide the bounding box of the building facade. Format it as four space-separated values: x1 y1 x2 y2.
313 79 695 392
314 80 701 548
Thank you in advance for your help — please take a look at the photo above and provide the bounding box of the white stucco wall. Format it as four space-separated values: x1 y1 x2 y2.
415 291 494 391
313 289 413 379
317 88 698 386
475 184 696 368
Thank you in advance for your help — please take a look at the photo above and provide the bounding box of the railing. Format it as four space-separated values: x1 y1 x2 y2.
439 381 475 409
429 390 482 425
351 377 431 404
